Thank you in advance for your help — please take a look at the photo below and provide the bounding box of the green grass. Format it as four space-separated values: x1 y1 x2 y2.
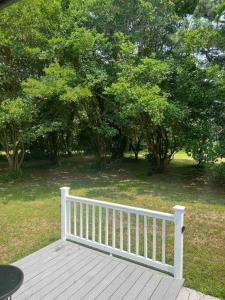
0 153 225 299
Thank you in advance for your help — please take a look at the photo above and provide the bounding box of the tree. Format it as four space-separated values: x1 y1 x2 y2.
172 0 225 165
1 0 224 175
23 62 92 164
106 57 183 172
0 0 63 168
0 98 33 173
64 0 181 161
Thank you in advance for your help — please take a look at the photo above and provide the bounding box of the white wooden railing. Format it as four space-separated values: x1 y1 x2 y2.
60 187 185 279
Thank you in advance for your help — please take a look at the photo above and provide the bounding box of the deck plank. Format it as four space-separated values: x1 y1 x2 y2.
15 243 78 279
13 240 185 300
68 262 124 299
14 240 64 267
150 276 174 300
176 288 190 300
16 251 98 299
15 247 90 298
96 265 135 300
123 270 154 299
186 288 205 300
110 267 144 299
81 263 127 300
163 278 184 300
202 295 221 300
136 274 163 300
42 254 105 300
56 255 114 299
33 252 99 300
176 288 221 300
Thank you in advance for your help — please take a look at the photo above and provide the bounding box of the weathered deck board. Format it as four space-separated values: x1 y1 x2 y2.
122 271 153 299
79 263 127 300
109 267 144 299
13 239 184 300
177 288 221 300
136 273 162 300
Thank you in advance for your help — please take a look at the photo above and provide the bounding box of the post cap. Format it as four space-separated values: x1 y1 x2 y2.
60 187 70 191
173 205 185 211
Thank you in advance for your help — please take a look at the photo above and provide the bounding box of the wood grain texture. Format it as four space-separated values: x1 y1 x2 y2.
13 240 187 300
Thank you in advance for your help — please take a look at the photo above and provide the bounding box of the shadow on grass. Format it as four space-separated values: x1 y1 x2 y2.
0 156 225 206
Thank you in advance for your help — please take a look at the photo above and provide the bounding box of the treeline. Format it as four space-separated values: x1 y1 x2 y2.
0 0 225 174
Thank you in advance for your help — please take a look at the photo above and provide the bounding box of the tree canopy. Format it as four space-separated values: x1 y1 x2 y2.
0 0 224 173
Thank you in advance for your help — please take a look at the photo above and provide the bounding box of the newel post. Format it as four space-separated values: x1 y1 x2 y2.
60 187 70 240
173 205 185 280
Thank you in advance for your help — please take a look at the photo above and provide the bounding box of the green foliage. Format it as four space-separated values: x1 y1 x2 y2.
0 0 225 173
106 57 183 171
210 162 225 182
0 97 34 173
0 98 30 126
107 58 170 122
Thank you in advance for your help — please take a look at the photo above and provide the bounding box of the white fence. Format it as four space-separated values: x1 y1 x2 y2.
60 187 185 280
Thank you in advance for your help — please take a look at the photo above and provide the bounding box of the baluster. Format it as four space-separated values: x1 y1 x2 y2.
92 205 95 241
136 214 139 255
67 201 71 234
74 202 77 236
152 218 156 260
162 219 166 263
127 212 131 253
112 209 116 248
120 211 123 250
98 207 102 243
105 208 109 246
144 215 148 258
79 202 83 237
86 204 89 239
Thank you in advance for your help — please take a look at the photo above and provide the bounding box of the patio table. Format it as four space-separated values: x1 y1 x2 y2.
0 265 24 300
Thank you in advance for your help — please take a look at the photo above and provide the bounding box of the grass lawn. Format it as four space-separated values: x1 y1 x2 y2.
0 153 225 299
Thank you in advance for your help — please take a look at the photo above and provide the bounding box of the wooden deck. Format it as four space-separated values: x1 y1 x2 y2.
177 288 220 300
13 239 183 300
13 240 220 300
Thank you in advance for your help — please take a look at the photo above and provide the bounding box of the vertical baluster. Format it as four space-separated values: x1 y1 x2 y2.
74 202 77 236
144 215 148 258
67 200 71 234
120 211 123 250
98 207 102 243
152 218 156 260
80 203 83 237
162 220 166 263
86 204 89 239
92 205 95 241
105 208 109 246
127 212 131 253
136 214 139 255
112 209 116 248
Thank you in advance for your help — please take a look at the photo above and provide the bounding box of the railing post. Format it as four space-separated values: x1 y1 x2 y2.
60 187 70 240
173 205 185 279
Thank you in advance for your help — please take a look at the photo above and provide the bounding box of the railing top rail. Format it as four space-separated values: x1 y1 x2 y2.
67 195 174 221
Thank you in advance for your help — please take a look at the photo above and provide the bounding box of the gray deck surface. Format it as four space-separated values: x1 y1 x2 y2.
177 288 221 300
13 240 184 300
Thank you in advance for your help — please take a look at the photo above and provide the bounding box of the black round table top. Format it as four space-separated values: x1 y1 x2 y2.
0 265 24 300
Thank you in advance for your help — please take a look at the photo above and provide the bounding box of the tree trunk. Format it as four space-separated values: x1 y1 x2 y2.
130 135 142 160
140 115 175 175
111 130 127 160
0 129 24 175
49 132 60 165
